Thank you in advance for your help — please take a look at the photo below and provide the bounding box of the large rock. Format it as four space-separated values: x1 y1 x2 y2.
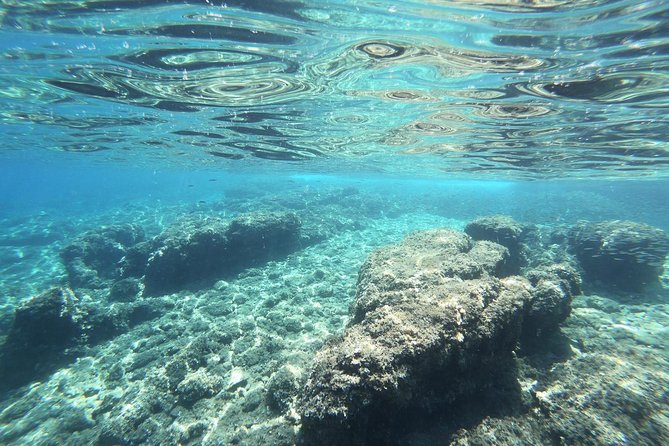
142 217 230 296
299 229 580 445
523 263 581 338
0 287 167 392
61 224 144 289
226 211 302 270
143 212 301 296
0 288 82 390
465 215 528 274
568 220 669 291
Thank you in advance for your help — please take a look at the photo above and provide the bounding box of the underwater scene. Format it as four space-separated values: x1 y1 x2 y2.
1 0 669 445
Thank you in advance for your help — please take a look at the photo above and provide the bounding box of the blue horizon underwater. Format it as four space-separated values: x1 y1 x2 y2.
1 1 669 445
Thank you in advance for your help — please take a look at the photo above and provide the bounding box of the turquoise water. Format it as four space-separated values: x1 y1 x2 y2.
1 1 669 445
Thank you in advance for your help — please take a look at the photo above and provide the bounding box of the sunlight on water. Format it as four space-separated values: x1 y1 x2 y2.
1 2 669 446
0 0 668 177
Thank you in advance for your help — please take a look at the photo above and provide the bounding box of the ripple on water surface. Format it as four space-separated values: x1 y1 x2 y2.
1 0 669 177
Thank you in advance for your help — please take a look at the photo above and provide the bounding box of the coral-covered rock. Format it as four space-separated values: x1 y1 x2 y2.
61 224 144 289
299 228 579 445
568 220 669 291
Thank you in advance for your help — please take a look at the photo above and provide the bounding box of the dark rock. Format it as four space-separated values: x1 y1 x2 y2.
225 211 301 268
96 400 153 446
299 228 579 445
0 287 166 393
109 278 141 301
568 220 669 291
175 370 223 406
61 224 144 289
523 263 581 338
143 217 229 296
6 287 82 348
242 388 264 413
166 359 189 391
230 420 296 446
0 288 82 390
126 300 166 327
266 366 301 413
465 215 528 274
83 305 129 344
143 212 301 296
119 240 159 278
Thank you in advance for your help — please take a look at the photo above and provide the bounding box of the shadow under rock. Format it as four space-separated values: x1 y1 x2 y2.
392 330 575 446
0 287 168 396
519 329 575 369
391 355 529 446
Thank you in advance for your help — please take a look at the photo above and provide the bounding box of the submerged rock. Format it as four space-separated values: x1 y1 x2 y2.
0 287 168 392
109 277 141 302
465 215 528 274
61 224 144 289
143 212 301 296
175 369 223 406
142 217 230 296
266 365 302 413
226 211 301 268
299 228 580 445
524 263 581 338
0 288 82 390
568 220 669 291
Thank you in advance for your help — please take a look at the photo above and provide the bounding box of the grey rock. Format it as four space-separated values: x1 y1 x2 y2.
465 215 528 274
143 212 301 296
568 220 669 291
524 263 582 337
60 224 144 289
299 228 579 445
266 366 302 413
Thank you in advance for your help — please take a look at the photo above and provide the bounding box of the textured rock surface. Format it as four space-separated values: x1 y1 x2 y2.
60 224 144 289
523 263 581 338
143 212 301 295
465 215 529 274
0 287 168 392
142 216 230 295
299 229 579 445
569 220 669 291
0 288 83 391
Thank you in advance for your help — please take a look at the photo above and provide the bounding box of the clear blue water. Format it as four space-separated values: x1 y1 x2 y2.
1 1 669 445
2 0 669 178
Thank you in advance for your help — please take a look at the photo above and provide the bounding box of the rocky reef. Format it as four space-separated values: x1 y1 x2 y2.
134 212 301 296
60 224 144 289
0 211 303 394
2 202 668 446
59 212 302 296
464 214 529 274
0 287 169 391
569 220 669 291
299 227 580 445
